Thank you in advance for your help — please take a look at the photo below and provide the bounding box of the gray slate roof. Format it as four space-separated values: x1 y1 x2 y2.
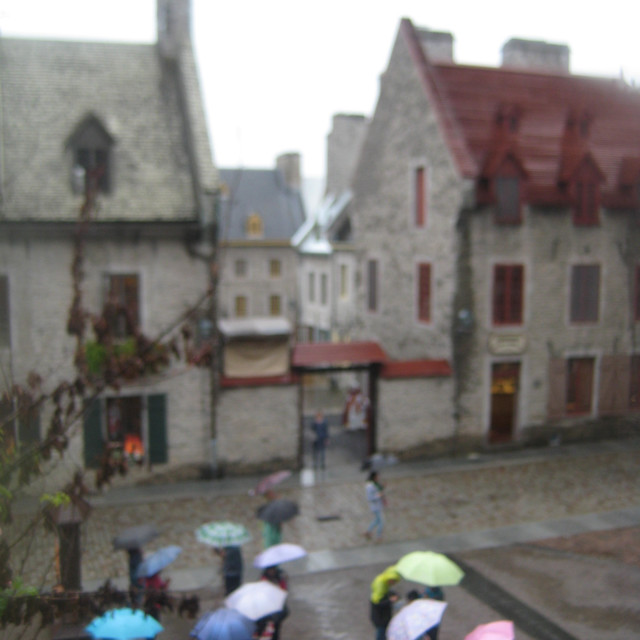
0 37 215 221
218 168 306 242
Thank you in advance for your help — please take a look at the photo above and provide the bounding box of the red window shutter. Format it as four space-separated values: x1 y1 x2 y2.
415 167 426 227
417 263 431 322
493 265 523 325
548 358 566 420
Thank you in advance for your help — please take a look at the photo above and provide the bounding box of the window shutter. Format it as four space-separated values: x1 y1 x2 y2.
83 399 104 469
597 355 630 415
0 275 10 347
418 263 431 322
148 394 168 464
547 358 566 420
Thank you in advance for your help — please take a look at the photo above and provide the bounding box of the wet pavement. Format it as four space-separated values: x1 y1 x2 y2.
9 433 640 639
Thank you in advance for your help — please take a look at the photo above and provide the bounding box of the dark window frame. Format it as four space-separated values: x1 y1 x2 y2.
414 166 427 227
492 264 524 325
570 264 600 324
106 274 140 338
367 259 378 313
417 262 431 323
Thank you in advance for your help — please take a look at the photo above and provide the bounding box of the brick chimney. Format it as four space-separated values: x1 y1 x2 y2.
501 38 570 73
276 152 301 190
325 114 368 195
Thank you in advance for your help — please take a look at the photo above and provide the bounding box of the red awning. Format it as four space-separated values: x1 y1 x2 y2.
291 341 388 370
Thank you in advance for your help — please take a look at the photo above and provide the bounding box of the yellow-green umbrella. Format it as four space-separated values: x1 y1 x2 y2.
395 551 464 586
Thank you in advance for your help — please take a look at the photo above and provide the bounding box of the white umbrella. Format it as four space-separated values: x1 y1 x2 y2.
224 581 287 621
253 543 307 569
386 599 447 640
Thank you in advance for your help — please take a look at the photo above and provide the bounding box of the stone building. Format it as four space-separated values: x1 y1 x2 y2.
217 153 305 326
0 0 217 479
348 19 640 454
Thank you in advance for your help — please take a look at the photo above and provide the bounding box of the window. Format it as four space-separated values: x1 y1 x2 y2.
566 357 595 414
630 356 640 410
234 259 247 277
0 396 40 454
269 295 281 316
417 263 431 323
269 259 281 278
573 179 600 225
414 166 427 227
340 265 348 299
495 176 521 223
106 274 139 338
367 259 378 312
320 274 328 306
308 273 316 303
0 275 10 347
246 213 264 238
234 295 247 317
493 264 524 325
635 265 640 322
570 265 600 323
68 116 113 194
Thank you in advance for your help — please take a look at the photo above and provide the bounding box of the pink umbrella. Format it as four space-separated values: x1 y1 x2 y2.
249 470 292 496
465 620 515 640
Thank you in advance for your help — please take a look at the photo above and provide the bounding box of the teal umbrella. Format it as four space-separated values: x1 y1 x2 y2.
196 521 252 547
86 608 163 640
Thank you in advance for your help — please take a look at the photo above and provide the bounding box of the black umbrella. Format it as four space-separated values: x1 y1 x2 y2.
256 499 299 525
113 524 159 550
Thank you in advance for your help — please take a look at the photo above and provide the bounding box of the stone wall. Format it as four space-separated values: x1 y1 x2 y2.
377 376 455 455
351 28 464 363
217 383 298 474
0 230 213 488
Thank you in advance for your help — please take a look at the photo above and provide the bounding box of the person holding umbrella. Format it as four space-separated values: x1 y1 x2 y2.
369 565 400 640
215 545 244 595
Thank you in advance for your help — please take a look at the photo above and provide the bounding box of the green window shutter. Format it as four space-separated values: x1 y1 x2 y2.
148 394 168 464
83 399 104 469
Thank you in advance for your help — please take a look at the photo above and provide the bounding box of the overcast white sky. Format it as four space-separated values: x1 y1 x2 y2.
2 0 640 187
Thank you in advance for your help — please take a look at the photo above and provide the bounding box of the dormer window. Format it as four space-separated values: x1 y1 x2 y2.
67 115 114 195
246 212 264 238
494 156 524 224
572 161 601 226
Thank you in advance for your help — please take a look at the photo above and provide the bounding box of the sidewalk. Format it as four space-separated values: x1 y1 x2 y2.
82 435 640 592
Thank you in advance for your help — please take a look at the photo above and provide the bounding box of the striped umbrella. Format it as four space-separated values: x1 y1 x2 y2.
195 521 252 547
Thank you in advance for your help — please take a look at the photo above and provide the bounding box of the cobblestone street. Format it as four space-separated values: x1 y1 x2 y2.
9 437 640 639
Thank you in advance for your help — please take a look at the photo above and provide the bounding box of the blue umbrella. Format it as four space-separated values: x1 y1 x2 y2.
136 545 182 578
190 608 255 640
85 607 163 640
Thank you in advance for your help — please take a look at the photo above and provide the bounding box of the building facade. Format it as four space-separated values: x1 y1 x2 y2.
348 20 640 453
0 0 218 481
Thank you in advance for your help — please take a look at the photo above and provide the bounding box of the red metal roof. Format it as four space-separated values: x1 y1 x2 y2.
291 341 388 369
402 19 640 207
